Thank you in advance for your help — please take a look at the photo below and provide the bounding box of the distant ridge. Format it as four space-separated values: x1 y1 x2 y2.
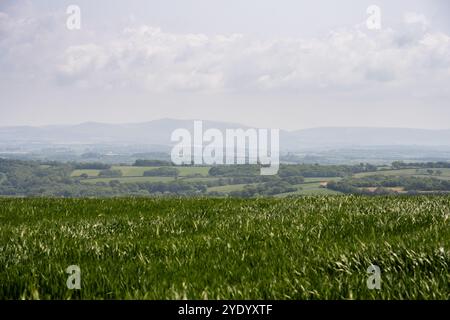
1 119 450 150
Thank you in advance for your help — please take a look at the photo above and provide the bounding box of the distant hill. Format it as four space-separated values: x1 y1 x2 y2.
0 119 247 145
1 119 450 151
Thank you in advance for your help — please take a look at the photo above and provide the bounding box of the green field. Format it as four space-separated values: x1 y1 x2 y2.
71 165 212 185
70 169 102 177
0 196 448 300
83 176 176 184
112 166 210 177
354 168 450 179
206 178 344 195
71 166 211 178
207 183 258 193
83 176 223 185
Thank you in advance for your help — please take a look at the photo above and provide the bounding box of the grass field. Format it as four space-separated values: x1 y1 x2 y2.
71 166 211 178
83 176 223 185
354 168 450 179
82 176 176 184
0 196 448 300
206 178 344 195
71 165 212 184
70 169 102 177
207 183 257 193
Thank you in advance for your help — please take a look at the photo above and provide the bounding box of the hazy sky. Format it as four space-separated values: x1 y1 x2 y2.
1 0 449 130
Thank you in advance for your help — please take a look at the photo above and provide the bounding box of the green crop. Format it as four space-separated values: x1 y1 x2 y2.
0 196 448 299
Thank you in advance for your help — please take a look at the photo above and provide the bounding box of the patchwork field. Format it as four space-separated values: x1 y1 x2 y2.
64 164 450 196
70 165 347 196
1 196 448 300
354 168 450 179
71 166 211 178
71 165 213 185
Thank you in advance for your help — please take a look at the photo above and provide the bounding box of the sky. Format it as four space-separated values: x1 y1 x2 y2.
0 0 449 130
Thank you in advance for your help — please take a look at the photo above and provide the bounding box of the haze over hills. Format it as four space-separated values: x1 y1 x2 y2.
1 119 450 151
282 127 450 150
0 119 247 146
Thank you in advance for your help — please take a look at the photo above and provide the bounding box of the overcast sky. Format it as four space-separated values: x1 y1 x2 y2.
1 0 449 130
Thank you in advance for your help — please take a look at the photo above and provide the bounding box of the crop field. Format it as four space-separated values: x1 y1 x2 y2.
70 169 102 177
83 176 223 185
354 168 450 179
83 176 176 184
71 166 211 178
0 196 448 300
72 165 214 185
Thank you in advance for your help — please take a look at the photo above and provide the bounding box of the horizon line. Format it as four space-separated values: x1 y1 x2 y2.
0 118 449 132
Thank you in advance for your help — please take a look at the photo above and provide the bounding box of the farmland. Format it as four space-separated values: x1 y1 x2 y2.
69 163 355 195
71 166 211 179
0 196 448 300
4 159 450 197
354 168 450 179
328 166 450 195
69 162 450 196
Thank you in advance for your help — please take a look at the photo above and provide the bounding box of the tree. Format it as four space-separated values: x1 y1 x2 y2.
0 172 6 184
109 180 121 188
392 161 405 169
73 162 111 170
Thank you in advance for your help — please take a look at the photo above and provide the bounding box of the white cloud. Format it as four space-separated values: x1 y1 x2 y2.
1 4 449 99
404 12 429 30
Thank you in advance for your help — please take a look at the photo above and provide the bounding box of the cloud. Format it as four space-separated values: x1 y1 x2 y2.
1 4 449 98
404 12 429 30
56 44 109 86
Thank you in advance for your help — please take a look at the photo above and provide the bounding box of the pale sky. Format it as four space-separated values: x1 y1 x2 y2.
0 0 449 130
